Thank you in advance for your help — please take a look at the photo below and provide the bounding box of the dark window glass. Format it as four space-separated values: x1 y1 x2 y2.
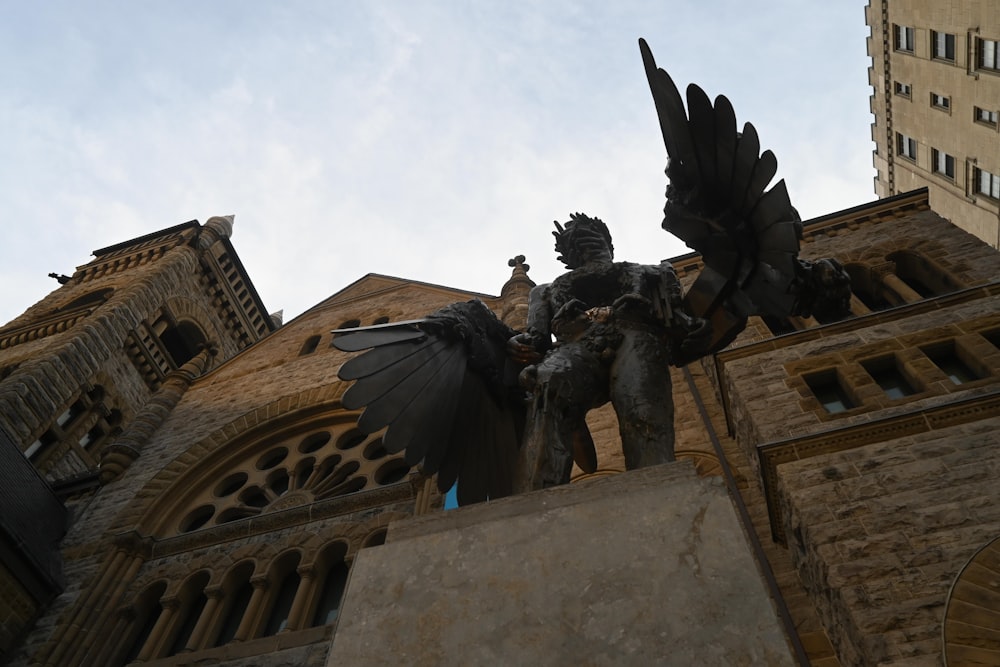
167 593 207 656
263 572 300 636
215 582 253 646
924 345 979 384
806 372 853 413
312 562 349 626
863 358 916 399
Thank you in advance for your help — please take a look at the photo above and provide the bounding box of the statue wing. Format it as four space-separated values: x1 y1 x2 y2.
332 300 525 506
640 38 849 360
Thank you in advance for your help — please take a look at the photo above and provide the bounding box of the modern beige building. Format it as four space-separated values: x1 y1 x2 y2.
867 0 1000 246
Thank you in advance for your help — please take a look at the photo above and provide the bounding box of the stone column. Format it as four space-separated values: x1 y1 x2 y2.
182 587 223 652
283 567 315 632
232 577 269 642
137 597 179 661
849 294 871 316
872 262 923 305
881 272 923 303
88 608 131 666
100 346 215 483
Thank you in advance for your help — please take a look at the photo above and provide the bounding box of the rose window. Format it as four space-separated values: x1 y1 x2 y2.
176 425 411 534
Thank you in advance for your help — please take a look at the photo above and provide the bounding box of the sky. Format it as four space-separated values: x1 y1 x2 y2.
0 1 875 326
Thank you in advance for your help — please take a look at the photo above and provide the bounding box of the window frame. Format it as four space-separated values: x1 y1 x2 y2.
975 167 1000 199
894 24 915 53
930 92 950 111
931 31 956 62
978 37 999 72
975 106 999 127
861 356 919 401
896 132 918 161
805 370 855 415
931 148 956 180
894 81 912 98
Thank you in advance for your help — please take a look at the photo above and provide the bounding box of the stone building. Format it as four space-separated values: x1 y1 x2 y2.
867 0 1000 246
2 187 1000 665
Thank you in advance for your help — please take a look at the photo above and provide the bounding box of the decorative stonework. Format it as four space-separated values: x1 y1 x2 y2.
944 534 1000 664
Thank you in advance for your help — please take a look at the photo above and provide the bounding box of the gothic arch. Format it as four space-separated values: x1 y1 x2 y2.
160 295 229 362
943 534 1000 663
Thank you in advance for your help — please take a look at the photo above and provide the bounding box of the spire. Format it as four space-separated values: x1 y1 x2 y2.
500 255 534 329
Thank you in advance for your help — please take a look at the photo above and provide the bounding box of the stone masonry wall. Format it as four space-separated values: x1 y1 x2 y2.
777 417 1000 665
12 278 503 664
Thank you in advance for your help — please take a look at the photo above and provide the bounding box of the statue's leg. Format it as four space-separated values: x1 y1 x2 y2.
610 329 675 469
513 345 603 491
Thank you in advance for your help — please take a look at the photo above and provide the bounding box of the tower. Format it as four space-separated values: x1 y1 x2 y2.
0 216 276 656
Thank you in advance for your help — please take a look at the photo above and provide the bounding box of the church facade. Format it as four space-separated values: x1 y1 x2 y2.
2 188 1000 665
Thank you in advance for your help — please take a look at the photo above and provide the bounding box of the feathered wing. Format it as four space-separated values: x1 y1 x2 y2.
640 38 849 362
332 300 525 506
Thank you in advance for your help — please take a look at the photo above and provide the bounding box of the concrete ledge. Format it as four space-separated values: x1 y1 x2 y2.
327 461 793 666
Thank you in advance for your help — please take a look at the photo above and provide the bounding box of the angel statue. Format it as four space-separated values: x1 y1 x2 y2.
332 38 850 507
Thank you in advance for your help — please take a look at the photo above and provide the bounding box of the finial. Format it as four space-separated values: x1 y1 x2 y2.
508 255 530 274
204 215 235 239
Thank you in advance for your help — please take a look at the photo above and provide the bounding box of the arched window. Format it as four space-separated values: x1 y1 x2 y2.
887 250 960 299
310 542 350 627
55 287 114 313
845 262 890 312
299 335 321 355
261 552 302 636
211 562 255 647
165 571 210 656
363 529 388 548
158 319 207 367
120 581 167 664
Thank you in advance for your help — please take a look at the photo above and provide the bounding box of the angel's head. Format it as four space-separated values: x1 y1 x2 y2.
552 213 614 268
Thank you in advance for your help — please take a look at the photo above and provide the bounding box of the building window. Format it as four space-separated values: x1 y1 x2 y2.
975 167 1000 199
121 582 168 663
931 93 950 110
805 371 853 414
932 31 956 61
165 572 210 656
862 357 917 400
25 385 120 467
262 570 301 636
894 81 912 98
978 38 999 71
312 562 349 626
923 342 981 384
212 565 255 647
897 132 917 161
932 149 956 179
895 24 915 52
975 107 999 127
299 335 321 355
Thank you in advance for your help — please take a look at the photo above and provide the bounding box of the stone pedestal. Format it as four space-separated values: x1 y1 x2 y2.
326 461 793 666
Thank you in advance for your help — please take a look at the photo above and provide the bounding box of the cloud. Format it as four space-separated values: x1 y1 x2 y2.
0 1 875 325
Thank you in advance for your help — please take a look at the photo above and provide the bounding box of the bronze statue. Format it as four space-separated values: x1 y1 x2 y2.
507 213 710 489
332 39 850 506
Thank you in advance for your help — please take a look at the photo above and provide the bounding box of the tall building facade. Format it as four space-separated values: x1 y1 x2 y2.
2 191 1000 665
867 0 1000 247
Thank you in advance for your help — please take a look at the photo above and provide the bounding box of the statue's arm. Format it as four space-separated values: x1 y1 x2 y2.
508 283 553 363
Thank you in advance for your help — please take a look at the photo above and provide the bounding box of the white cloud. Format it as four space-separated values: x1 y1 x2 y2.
0 1 875 325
